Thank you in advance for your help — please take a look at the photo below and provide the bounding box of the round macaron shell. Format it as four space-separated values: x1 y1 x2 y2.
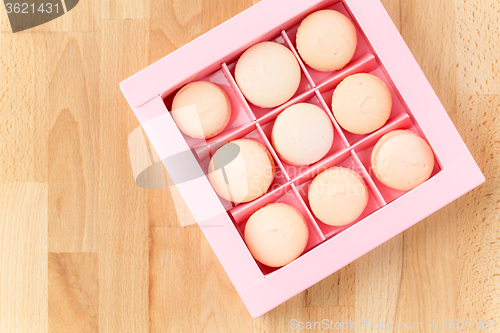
171 81 231 139
331 73 392 135
271 103 334 166
371 130 435 191
244 203 309 267
308 167 368 226
235 42 301 108
208 139 275 203
296 10 357 71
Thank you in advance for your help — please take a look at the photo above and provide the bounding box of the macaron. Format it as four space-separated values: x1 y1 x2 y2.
208 139 275 203
371 130 434 191
308 167 368 226
235 42 301 108
171 81 231 139
271 103 334 166
331 73 392 135
296 10 357 71
244 203 309 267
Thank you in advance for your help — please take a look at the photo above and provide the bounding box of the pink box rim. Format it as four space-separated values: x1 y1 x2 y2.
120 0 485 318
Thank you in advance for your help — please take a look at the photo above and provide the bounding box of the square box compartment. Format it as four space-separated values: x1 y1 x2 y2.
120 0 484 318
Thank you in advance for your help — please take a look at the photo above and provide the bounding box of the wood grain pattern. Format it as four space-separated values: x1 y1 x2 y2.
456 0 500 94
149 226 201 333
48 253 98 333
0 34 44 181
0 183 48 332
96 20 150 333
47 33 100 252
456 94 500 322
0 0 498 332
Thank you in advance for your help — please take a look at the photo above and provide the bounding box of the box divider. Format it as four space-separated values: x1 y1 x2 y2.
205 121 258 149
255 88 317 126
290 183 326 241
350 113 412 152
221 62 257 121
349 149 386 207
315 52 378 91
229 183 291 225
314 89 350 148
291 147 352 186
255 123 291 181
280 30 316 88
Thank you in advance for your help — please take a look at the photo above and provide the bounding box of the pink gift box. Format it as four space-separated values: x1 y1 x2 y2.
120 0 484 318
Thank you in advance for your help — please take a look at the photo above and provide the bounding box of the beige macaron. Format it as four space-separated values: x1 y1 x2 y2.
331 73 392 135
308 167 368 226
244 203 309 267
208 139 275 203
296 10 357 71
271 103 334 166
371 130 434 191
171 81 231 139
235 42 301 108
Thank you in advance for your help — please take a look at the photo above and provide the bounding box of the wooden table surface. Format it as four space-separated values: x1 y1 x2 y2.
1 0 499 332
